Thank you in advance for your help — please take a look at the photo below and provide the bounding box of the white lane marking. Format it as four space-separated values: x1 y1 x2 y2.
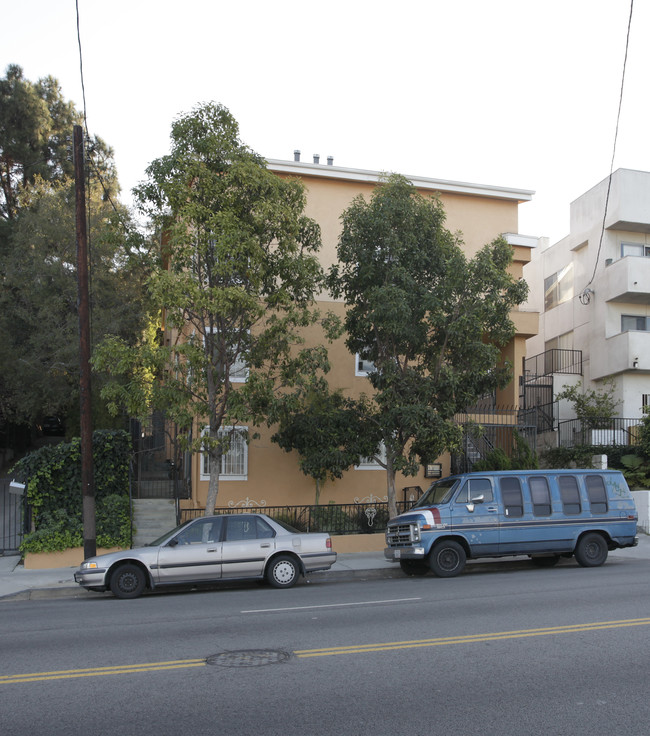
241 597 421 613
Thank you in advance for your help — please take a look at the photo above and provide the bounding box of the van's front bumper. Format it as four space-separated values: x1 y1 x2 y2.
384 546 426 561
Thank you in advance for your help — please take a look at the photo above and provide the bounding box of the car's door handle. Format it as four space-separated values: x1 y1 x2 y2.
207 548 218 553
260 543 271 548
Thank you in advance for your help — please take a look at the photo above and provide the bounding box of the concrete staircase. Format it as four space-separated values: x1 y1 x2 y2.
132 499 177 547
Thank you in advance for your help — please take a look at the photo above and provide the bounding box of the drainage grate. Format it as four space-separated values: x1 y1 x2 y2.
206 649 292 668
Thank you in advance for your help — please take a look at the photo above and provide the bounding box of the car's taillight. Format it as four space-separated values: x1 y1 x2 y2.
326 537 332 549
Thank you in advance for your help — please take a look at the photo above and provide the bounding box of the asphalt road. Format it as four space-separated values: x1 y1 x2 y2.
1 557 650 736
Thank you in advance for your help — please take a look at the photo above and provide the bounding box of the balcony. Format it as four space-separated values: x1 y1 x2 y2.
601 256 650 304
591 330 650 379
523 349 582 379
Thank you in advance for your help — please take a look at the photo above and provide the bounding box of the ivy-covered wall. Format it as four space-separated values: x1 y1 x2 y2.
12 429 132 553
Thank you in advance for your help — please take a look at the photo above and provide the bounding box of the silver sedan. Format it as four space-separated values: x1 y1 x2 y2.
74 513 337 599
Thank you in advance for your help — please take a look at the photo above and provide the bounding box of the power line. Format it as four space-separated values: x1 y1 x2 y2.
580 0 634 302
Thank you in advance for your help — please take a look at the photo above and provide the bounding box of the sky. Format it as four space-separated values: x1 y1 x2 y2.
2 0 648 244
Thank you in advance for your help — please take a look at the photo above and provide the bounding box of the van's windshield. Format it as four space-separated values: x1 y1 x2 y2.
413 478 459 507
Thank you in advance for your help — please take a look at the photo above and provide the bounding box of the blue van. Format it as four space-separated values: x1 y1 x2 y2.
384 469 638 577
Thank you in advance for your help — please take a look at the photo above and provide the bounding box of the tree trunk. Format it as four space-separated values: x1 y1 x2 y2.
386 456 398 520
204 445 222 516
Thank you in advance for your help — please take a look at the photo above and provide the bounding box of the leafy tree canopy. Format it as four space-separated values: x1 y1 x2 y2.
328 174 528 516
96 102 338 514
0 63 117 223
0 65 150 431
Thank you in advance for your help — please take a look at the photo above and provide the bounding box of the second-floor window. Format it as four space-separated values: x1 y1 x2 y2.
355 352 376 376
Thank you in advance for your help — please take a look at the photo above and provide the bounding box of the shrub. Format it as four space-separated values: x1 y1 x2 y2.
13 429 132 553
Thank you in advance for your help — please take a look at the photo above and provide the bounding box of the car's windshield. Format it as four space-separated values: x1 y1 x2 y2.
413 478 459 507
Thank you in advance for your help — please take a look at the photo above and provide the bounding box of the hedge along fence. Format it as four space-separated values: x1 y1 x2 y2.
11 429 132 553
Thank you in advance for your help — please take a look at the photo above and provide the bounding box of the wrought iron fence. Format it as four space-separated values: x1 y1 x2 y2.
558 417 643 448
180 500 419 535
0 479 28 554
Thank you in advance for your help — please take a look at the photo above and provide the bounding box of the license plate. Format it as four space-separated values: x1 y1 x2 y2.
394 549 401 559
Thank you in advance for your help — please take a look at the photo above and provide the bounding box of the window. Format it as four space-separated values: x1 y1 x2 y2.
621 315 650 332
529 476 552 516
559 476 581 514
585 475 608 514
642 394 650 410
201 426 248 481
175 518 222 545
355 352 376 376
500 477 524 517
544 263 573 311
204 328 249 383
621 242 650 258
225 516 274 542
356 442 387 470
455 478 493 504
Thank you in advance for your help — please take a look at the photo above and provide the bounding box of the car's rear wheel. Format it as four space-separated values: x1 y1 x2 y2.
429 540 466 578
110 564 146 599
400 560 429 576
266 555 300 588
575 533 608 567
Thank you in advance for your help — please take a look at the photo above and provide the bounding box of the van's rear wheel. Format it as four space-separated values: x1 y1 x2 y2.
429 541 466 578
575 533 608 567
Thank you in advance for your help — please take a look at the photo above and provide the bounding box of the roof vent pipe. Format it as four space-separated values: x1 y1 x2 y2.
313 154 320 164
294 150 301 162
327 156 334 166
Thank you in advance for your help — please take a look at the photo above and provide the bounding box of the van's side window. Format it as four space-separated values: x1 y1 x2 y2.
455 478 493 504
559 475 581 514
585 475 608 514
529 476 552 516
500 477 524 517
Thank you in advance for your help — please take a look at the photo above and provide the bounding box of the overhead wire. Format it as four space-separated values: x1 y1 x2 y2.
580 0 634 304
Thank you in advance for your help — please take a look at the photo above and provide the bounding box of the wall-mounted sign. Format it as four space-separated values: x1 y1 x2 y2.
424 463 442 478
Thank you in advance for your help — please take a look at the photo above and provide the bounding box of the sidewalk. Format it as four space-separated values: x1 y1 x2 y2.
1 534 649 601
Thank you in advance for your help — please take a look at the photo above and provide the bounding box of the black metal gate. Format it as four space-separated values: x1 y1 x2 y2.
130 413 191 500
0 478 26 554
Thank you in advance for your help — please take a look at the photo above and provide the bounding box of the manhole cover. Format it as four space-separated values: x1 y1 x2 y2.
206 649 292 667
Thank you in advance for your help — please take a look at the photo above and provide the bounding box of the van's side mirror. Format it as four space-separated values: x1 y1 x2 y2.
471 494 485 504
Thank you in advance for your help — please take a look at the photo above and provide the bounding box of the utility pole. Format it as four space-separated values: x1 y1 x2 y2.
74 124 96 559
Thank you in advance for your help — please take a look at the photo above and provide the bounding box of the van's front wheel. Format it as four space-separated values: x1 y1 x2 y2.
429 541 466 577
575 533 608 567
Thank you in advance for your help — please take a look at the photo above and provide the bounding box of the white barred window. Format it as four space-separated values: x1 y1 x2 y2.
201 427 248 481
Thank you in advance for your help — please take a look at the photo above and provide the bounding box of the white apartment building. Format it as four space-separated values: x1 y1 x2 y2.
524 168 650 427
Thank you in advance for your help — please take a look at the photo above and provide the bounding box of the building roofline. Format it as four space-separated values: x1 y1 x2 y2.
266 158 534 203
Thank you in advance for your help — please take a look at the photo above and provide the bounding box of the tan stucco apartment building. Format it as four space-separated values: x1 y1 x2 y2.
182 155 539 512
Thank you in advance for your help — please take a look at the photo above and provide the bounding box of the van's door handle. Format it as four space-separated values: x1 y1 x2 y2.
487 506 498 513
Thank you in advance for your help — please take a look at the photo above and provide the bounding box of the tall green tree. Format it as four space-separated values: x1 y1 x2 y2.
0 176 151 428
0 64 116 224
328 174 528 518
0 64 148 430
96 102 337 515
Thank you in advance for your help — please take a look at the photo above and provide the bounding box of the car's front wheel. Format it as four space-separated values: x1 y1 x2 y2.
266 555 300 588
110 564 146 599
429 540 466 578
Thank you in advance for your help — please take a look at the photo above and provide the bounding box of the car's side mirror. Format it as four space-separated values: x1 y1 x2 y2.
167 538 179 548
